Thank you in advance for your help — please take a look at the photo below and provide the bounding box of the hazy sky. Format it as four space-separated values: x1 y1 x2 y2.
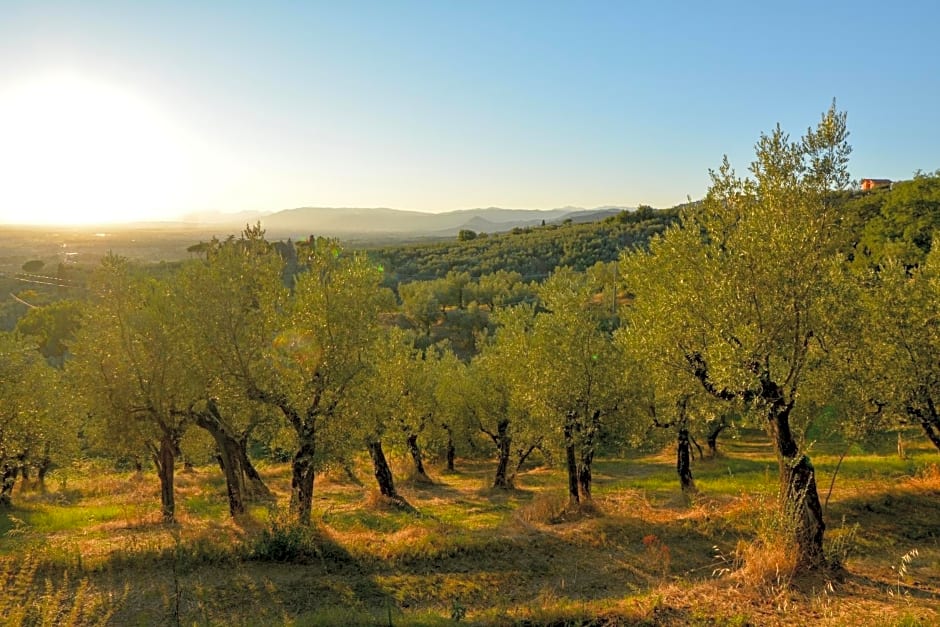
1 1 938 224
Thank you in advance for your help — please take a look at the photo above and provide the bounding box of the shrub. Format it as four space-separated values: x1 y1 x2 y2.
824 516 860 570
247 514 322 563
512 492 567 525
715 494 799 596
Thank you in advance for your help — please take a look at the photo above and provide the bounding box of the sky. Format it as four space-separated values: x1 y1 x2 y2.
0 1 938 225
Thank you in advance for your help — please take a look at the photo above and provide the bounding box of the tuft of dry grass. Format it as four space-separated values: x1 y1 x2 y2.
714 491 801 596
511 491 568 526
363 489 416 513
727 537 798 600
909 462 940 489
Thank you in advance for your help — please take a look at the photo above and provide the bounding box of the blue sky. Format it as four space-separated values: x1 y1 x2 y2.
1 1 938 223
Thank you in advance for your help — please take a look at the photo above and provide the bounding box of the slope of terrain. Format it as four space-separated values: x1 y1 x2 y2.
1 433 937 625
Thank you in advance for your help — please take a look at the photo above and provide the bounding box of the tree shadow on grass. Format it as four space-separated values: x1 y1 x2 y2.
835 570 940 604
398 476 465 499
0 503 29 538
99 521 401 625
355 499 743 609
832 486 940 545
829 485 940 596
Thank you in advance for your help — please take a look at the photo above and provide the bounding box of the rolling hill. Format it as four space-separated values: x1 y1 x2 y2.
256 205 632 238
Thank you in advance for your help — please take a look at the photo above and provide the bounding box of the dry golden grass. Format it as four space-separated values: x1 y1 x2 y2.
0 437 938 625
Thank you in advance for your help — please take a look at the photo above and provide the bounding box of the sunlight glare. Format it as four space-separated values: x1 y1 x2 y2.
0 72 195 225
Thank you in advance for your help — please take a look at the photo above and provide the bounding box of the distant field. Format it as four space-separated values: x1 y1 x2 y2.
0 226 229 272
1 432 938 625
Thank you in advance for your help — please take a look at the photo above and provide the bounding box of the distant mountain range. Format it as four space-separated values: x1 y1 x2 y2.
182 206 632 238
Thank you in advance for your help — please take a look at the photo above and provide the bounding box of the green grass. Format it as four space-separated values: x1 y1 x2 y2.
27 503 126 533
285 603 467 627
428 500 515 528
695 456 777 489
182 493 228 518
815 452 934 480
325 508 417 533
0 501 127 544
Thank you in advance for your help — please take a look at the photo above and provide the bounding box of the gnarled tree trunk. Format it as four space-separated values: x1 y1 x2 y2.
153 430 180 524
17 455 30 491
677 426 696 494
197 417 247 516
690 434 703 460
290 430 316 526
490 419 513 489
193 401 273 517
512 440 541 486
689 352 825 568
921 420 940 451
446 439 456 471
442 424 456 471
770 400 824 568
564 414 580 506
406 433 431 482
909 397 940 452
577 457 592 502
367 439 399 499
706 416 728 457
239 436 273 499
576 410 601 502
0 461 18 507
36 443 53 493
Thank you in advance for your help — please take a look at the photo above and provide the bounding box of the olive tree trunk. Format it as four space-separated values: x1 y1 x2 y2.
406 433 431 482
770 400 825 568
564 415 580 506
36 443 53 493
192 401 272 516
706 416 728 457
238 436 273 499
152 431 180 524
446 437 456 471
367 439 399 499
290 430 317 526
576 410 601 502
0 462 18 508
195 415 248 516
909 398 940 452
489 419 513 489
677 426 696 494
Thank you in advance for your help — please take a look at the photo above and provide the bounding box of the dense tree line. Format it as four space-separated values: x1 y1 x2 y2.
3 106 940 575
840 170 940 269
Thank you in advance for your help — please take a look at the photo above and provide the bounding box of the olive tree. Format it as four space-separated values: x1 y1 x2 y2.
453 305 545 489
825 251 940 452
246 238 393 524
174 226 284 516
622 104 851 568
526 268 627 506
349 327 436 503
431 348 473 471
0 332 65 505
69 256 191 523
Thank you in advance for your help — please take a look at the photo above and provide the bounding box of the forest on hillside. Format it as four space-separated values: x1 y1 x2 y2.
2 107 940 624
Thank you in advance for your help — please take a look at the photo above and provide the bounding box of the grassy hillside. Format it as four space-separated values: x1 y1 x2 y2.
1 432 937 625
368 206 679 286
365 174 940 288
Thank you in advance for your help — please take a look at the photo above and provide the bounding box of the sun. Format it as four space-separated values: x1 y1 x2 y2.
0 72 193 225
